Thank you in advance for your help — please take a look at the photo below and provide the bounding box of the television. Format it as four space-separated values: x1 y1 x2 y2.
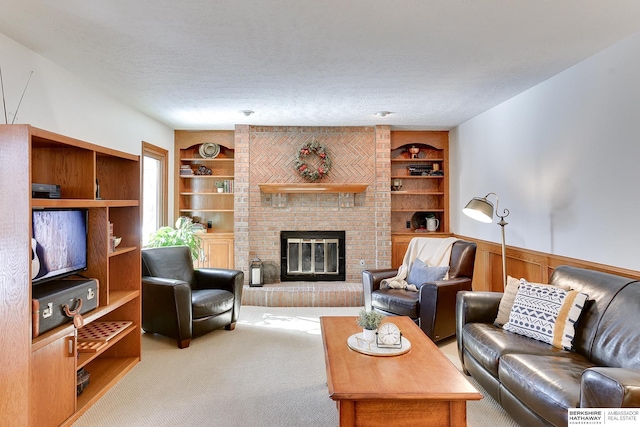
32 208 88 284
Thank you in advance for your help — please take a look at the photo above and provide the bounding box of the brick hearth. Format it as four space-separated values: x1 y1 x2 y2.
241 282 363 307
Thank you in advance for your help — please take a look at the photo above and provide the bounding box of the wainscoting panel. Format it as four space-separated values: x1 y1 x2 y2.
459 235 640 292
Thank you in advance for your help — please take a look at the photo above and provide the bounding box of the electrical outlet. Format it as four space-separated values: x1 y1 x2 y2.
359 259 365 267
406 220 411 228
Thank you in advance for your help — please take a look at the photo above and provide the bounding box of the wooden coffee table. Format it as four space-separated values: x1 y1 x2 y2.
320 316 482 427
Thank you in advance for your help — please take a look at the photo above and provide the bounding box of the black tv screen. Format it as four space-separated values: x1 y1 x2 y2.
32 209 88 284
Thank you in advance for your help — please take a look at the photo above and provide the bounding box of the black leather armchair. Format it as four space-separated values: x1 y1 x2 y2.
141 246 244 349
363 240 476 342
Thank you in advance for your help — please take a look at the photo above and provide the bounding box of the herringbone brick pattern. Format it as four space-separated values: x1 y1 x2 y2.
250 129 375 183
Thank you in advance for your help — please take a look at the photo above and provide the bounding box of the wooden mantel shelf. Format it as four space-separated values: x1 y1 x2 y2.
258 183 369 194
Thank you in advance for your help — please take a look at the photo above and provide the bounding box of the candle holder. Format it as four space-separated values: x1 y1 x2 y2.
250 257 263 287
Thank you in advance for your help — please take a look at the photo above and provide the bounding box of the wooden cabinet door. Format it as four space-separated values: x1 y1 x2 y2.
197 235 234 269
30 333 76 427
391 236 411 269
392 241 410 269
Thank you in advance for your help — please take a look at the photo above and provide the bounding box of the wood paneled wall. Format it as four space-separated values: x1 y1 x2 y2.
457 235 640 292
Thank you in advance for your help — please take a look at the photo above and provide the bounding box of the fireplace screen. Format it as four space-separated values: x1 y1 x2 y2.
287 238 339 275
280 231 345 281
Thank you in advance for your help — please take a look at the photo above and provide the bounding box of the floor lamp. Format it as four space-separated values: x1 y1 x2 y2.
462 193 510 290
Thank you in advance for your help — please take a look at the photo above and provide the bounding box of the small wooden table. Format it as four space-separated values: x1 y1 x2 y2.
320 316 482 427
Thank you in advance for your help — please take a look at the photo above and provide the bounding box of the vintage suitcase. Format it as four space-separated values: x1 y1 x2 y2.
32 278 99 338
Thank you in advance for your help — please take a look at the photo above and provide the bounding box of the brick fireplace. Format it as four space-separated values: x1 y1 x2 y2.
233 125 391 284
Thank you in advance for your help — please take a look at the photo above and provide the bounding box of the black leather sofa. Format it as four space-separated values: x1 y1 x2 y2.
456 265 640 426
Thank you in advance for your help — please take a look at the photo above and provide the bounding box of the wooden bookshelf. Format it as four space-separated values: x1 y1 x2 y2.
390 131 451 268
175 130 236 268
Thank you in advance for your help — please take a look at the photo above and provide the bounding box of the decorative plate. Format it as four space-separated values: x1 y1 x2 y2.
199 143 220 158
411 211 432 230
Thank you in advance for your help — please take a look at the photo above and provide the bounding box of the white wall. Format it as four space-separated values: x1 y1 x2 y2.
451 31 640 271
1 32 175 216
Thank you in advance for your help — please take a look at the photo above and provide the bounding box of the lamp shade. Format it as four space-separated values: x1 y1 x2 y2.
463 197 494 223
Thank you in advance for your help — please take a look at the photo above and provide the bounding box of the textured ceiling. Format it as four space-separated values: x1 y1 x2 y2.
1 1 640 130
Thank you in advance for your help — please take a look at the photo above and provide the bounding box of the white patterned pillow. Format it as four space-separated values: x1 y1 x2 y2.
503 282 588 350
494 278 572 327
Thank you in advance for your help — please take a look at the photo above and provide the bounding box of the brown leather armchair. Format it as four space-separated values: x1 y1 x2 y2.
362 240 476 342
141 246 244 349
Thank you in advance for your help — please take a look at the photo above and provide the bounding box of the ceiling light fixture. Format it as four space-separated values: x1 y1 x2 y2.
241 110 254 116
375 111 391 117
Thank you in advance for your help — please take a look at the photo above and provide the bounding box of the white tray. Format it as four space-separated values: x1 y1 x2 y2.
347 332 411 356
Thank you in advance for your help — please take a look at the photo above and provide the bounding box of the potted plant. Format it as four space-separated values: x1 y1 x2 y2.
145 216 202 261
356 309 384 341
215 181 224 193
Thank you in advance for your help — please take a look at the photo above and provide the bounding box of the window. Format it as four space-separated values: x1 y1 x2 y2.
142 142 168 246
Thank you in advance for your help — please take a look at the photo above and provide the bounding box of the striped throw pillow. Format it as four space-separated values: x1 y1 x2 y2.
503 282 588 350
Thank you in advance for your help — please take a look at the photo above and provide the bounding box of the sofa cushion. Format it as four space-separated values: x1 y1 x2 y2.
406 258 449 289
371 288 419 318
142 246 196 286
549 266 635 359
499 353 596 427
494 277 571 327
462 323 569 377
589 282 640 368
191 289 234 319
504 282 588 350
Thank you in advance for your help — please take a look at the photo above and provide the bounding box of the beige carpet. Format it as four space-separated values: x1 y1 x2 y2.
73 306 520 427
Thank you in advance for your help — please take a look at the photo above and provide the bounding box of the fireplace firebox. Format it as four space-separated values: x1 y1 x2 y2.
280 231 346 281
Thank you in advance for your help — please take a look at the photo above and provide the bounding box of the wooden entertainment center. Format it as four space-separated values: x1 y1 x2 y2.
0 125 141 426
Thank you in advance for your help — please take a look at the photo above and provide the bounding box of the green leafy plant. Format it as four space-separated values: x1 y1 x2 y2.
145 216 202 261
215 181 224 188
356 309 384 330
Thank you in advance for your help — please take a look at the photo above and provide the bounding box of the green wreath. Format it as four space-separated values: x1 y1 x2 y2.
294 139 332 181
